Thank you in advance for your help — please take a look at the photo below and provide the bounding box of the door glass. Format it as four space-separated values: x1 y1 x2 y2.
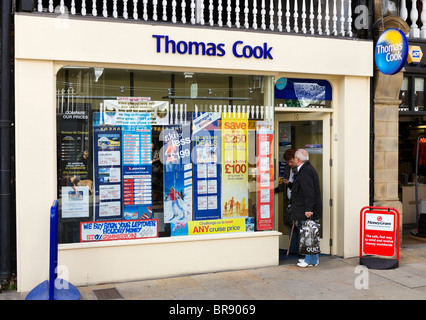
277 120 323 238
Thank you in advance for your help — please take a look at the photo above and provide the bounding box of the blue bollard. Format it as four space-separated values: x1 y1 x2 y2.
26 200 80 300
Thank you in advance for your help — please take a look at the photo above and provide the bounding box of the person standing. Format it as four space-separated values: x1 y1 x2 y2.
291 149 322 267
274 149 299 254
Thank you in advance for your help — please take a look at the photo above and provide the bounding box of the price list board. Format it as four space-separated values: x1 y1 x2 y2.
93 125 123 221
122 114 153 220
93 113 153 221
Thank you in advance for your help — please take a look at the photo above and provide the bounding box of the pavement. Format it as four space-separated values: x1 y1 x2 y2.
1 234 426 302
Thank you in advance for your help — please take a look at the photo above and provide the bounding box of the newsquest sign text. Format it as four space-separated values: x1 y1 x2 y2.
152 34 274 60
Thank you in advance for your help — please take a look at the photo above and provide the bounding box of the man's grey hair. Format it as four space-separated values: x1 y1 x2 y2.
295 149 309 162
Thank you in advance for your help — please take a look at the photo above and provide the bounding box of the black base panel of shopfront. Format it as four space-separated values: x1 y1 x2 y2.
359 256 399 270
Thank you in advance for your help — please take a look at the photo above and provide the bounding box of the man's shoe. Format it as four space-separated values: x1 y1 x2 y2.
297 261 313 268
297 261 319 267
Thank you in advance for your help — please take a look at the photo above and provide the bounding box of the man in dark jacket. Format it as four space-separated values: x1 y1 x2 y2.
291 149 322 267
274 149 299 254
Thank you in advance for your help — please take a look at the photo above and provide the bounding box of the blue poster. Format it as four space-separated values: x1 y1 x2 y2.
93 112 153 221
192 112 221 220
121 113 153 220
93 124 123 221
163 124 193 223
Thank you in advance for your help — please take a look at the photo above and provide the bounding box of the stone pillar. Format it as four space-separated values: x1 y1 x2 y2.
372 15 410 241
373 71 403 211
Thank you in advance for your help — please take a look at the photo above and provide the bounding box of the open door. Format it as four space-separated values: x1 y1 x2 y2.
274 111 331 254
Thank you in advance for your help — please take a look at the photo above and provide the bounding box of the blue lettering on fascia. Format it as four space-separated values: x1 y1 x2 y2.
152 35 273 60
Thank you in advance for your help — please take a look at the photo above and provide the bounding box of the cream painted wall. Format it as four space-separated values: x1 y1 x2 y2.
59 232 279 287
15 14 373 77
15 59 57 291
334 76 371 258
14 14 373 292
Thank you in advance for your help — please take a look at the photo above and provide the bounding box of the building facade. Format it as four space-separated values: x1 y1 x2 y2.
9 0 375 292
389 0 426 236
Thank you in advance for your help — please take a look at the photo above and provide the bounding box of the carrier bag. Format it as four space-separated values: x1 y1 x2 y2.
299 219 320 255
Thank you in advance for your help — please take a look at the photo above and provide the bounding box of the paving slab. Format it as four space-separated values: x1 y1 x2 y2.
3 243 426 301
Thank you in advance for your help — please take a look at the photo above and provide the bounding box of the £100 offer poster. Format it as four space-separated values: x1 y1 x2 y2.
221 113 249 219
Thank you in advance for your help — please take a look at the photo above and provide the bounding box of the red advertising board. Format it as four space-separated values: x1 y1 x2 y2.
256 121 274 230
360 207 400 259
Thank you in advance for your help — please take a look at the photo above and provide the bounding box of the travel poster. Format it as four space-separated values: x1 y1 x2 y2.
122 113 153 220
163 124 193 224
221 113 248 218
93 124 123 221
188 218 246 235
256 121 274 230
170 217 255 236
192 112 221 220
57 109 91 218
61 186 90 218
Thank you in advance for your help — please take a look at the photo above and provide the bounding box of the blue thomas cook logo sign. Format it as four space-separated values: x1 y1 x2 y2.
375 28 409 75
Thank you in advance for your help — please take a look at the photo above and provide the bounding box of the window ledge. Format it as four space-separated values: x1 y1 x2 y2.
58 230 282 251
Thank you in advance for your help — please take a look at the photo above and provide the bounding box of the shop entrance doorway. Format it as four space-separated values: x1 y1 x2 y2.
274 112 331 255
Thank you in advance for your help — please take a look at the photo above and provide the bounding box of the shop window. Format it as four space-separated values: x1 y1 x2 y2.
415 77 425 112
399 77 409 111
399 75 426 113
56 67 274 244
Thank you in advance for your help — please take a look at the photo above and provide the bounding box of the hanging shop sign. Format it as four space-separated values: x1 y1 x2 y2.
192 112 222 220
407 45 423 65
256 121 274 230
375 28 408 75
221 112 249 219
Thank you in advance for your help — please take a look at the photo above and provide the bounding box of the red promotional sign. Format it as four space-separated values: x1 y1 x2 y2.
360 207 400 259
256 121 274 230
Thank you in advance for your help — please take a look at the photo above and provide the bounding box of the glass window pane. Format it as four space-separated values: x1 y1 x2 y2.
399 77 409 111
415 77 424 112
56 67 275 243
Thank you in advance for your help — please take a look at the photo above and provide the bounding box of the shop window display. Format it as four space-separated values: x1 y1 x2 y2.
56 67 275 243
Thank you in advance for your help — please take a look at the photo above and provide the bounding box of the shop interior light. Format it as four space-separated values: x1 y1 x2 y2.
94 68 104 82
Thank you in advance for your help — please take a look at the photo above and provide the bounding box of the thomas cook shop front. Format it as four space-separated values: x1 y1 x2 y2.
14 14 372 292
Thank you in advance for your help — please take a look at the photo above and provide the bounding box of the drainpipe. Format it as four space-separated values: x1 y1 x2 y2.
370 76 374 206
0 0 13 282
